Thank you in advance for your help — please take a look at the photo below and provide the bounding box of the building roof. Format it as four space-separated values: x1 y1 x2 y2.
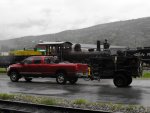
37 41 72 46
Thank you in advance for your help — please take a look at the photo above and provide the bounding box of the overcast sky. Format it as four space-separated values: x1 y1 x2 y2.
0 0 150 40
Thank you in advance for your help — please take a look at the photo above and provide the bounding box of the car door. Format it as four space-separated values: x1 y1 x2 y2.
32 56 43 76
41 57 56 76
20 57 34 76
20 56 43 76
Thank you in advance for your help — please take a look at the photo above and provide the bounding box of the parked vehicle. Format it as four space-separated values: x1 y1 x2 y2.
7 56 89 84
88 56 142 87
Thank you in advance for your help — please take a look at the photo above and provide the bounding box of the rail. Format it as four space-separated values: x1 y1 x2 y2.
0 99 118 113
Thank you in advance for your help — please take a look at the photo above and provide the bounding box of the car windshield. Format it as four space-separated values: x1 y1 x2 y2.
23 57 33 64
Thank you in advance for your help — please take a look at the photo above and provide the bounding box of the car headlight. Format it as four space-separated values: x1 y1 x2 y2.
6 66 10 72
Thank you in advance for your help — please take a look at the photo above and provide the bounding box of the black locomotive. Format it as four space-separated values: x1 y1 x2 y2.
36 40 142 87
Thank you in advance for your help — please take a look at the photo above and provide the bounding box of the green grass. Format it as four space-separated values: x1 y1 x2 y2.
0 93 15 100
72 98 88 105
39 98 58 105
0 68 6 73
142 72 150 78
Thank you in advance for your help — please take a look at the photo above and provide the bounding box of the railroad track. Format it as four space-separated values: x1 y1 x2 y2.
0 99 117 113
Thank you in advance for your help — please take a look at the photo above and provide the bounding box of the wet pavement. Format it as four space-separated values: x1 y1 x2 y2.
0 74 150 107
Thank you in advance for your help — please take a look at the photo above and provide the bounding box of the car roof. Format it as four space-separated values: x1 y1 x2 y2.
31 56 58 59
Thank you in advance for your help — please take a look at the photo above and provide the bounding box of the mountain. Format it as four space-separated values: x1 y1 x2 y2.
0 17 150 51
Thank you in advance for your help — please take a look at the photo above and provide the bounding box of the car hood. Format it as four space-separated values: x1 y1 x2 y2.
9 63 21 67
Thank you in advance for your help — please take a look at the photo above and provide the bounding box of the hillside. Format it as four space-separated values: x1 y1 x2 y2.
0 17 150 51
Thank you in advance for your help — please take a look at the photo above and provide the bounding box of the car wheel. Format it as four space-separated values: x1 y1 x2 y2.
113 74 127 87
69 77 78 84
10 71 19 82
126 76 132 86
24 78 32 82
56 73 67 84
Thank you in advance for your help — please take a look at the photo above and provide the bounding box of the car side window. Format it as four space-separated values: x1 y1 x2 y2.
23 57 33 64
33 57 42 64
44 57 52 64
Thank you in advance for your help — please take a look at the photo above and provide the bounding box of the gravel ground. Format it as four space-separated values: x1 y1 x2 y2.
58 100 150 113
0 94 150 113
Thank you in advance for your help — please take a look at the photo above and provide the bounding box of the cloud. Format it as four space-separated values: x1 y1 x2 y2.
11 19 47 29
0 0 150 40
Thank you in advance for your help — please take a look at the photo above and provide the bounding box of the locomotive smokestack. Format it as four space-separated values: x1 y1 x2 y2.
97 40 101 51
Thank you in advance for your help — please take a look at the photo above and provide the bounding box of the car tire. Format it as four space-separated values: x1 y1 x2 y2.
56 72 67 84
24 78 32 82
9 71 19 82
69 77 78 84
113 74 127 87
126 76 132 86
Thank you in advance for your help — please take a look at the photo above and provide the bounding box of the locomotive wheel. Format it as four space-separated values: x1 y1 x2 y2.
113 74 127 87
56 72 67 84
69 77 78 84
10 71 20 82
